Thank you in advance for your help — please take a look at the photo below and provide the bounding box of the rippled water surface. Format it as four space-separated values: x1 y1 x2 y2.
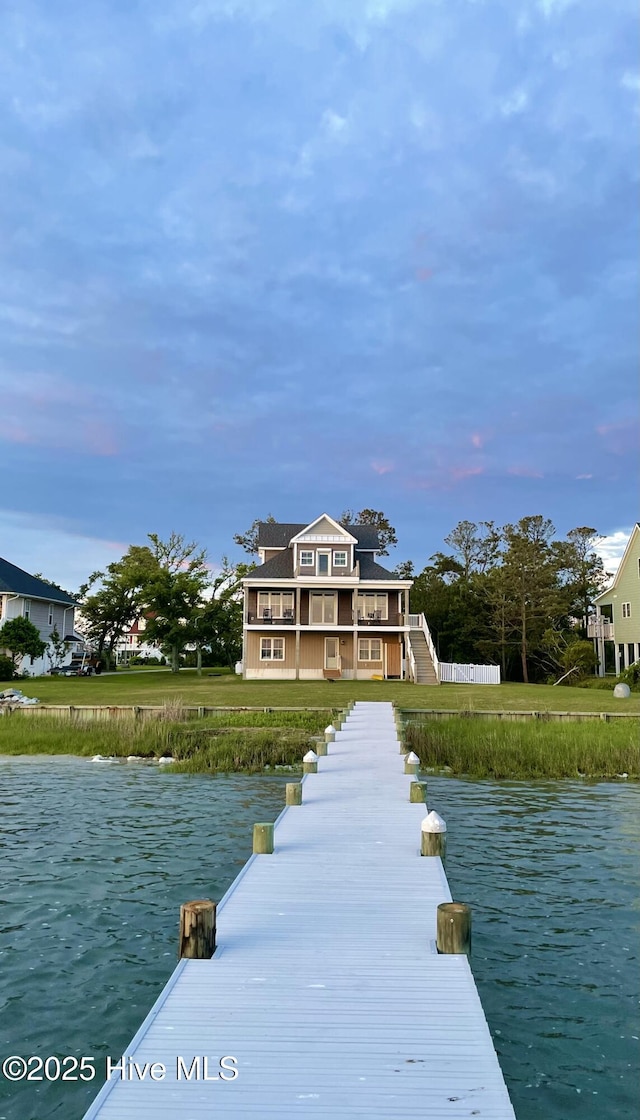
0 758 638 1120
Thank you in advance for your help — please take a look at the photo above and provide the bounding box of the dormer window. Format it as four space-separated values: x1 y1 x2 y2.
300 551 314 567
333 551 347 567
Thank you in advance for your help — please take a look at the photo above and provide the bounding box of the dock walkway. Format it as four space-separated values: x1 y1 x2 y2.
83 701 515 1119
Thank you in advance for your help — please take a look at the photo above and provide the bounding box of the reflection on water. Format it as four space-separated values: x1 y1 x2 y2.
432 777 640 1120
0 760 638 1120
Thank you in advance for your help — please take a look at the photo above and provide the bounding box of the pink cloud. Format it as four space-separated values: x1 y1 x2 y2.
0 421 35 445
470 432 484 449
450 465 484 481
370 460 394 475
576 473 593 480
507 465 544 478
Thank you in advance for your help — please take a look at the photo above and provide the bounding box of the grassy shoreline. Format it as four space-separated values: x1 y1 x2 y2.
405 717 639 780
1 704 638 779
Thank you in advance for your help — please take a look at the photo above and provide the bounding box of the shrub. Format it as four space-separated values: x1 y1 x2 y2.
0 654 14 681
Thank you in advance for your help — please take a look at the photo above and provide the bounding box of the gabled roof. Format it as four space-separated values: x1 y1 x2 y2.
594 522 640 601
245 550 401 581
290 513 358 545
0 557 76 605
258 520 381 550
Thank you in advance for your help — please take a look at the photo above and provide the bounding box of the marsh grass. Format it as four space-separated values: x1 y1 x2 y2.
405 717 639 779
0 710 325 773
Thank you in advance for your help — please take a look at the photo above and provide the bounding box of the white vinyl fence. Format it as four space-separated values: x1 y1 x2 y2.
439 663 501 684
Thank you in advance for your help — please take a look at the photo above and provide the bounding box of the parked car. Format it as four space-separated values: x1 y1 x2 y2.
50 657 103 676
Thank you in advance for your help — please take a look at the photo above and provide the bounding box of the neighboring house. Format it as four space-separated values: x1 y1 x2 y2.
241 514 422 681
114 615 161 664
588 523 640 676
0 557 79 676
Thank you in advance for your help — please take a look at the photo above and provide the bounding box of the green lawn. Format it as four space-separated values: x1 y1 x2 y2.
12 670 640 713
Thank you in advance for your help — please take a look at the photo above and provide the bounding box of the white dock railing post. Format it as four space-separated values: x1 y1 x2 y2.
420 810 446 858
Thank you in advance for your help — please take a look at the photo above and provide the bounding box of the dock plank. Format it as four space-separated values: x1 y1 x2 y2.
83 702 515 1119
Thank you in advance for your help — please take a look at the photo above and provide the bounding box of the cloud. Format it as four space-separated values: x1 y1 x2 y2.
593 529 634 575
507 465 544 478
370 460 394 475
0 509 129 592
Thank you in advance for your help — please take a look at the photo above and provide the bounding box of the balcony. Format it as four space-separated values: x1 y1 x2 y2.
248 609 296 625
587 617 614 639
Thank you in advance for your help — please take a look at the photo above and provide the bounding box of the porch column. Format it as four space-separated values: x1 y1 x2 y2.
295 586 301 680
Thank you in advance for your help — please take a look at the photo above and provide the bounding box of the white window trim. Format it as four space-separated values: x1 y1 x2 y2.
333 551 347 567
310 592 337 625
358 637 382 662
257 591 294 616
23 599 32 620
48 604 54 626
260 637 285 661
356 592 389 621
299 550 314 567
622 602 631 618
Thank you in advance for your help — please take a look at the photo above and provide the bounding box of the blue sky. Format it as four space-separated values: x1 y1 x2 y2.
1 0 637 589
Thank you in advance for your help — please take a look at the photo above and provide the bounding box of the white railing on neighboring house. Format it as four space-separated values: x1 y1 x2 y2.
406 612 440 680
439 663 501 684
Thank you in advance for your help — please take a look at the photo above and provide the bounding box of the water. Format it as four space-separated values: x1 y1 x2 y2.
432 777 640 1120
0 760 638 1120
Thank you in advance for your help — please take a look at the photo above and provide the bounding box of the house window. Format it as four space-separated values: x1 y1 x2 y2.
300 551 314 567
333 551 347 567
359 638 382 662
257 592 294 619
261 637 284 660
23 600 31 620
310 593 336 624
622 603 631 618
48 604 54 626
356 593 388 620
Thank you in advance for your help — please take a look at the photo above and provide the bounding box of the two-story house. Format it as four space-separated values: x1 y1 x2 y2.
241 514 416 680
0 557 79 675
588 523 640 676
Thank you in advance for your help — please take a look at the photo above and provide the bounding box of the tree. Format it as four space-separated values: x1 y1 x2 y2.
394 560 415 579
443 520 501 578
500 516 561 684
78 545 156 670
340 509 398 555
233 514 276 555
541 628 598 683
553 527 609 636
0 617 47 672
48 626 67 670
143 533 210 673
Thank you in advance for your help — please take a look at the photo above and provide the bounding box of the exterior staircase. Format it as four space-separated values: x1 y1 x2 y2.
407 627 439 685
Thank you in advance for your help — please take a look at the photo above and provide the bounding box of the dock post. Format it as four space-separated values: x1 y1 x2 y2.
437 902 471 955
325 724 336 743
409 781 427 803
316 741 328 756
421 810 447 858
286 782 302 806
253 823 275 854
404 751 420 774
178 899 216 959
303 750 318 774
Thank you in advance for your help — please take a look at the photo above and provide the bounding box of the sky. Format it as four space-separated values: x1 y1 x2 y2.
0 0 637 591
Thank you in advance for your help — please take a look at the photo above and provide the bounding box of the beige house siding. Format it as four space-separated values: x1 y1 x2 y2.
244 631 296 678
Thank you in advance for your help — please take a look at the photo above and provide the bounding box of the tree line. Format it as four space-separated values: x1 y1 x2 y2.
0 510 610 681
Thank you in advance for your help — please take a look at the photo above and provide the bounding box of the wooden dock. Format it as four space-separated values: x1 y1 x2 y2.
83 701 515 1119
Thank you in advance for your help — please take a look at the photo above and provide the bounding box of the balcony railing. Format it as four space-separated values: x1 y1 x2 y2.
587 617 614 639
247 611 296 625
246 610 401 627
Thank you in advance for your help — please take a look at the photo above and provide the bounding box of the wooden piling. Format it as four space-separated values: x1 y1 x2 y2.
436 902 471 955
316 741 328 756
178 899 216 959
409 781 427 803
404 751 420 775
286 783 302 806
303 750 318 774
420 810 447 858
253 822 274 854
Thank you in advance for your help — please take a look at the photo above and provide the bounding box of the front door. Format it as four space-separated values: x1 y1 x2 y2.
325 637 340 670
